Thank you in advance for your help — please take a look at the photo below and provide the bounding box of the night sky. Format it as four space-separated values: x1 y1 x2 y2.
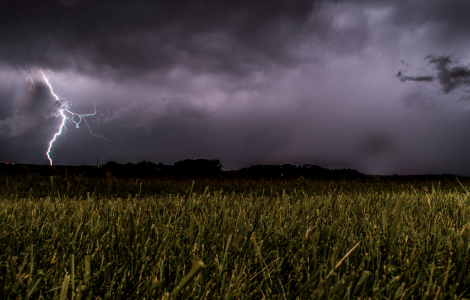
2 0 470 175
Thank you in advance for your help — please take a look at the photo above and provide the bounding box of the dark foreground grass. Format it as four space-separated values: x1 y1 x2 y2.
1 177 470 299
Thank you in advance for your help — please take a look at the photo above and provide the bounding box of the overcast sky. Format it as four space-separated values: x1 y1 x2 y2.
2 0 470 174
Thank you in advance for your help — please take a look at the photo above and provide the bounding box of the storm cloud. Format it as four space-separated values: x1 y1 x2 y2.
397 55 470 94
2 0 470 174
396 72 434 83
0 0 322 78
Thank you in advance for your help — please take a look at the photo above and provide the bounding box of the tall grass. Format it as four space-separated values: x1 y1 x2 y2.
1 177 470 299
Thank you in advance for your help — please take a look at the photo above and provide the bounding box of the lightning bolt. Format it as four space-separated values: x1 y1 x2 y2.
19 68 35 91
29 69 112 165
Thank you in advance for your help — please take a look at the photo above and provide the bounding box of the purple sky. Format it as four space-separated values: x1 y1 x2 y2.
2 0 470 174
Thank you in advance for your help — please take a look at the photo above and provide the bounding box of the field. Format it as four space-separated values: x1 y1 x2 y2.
1 174 470 299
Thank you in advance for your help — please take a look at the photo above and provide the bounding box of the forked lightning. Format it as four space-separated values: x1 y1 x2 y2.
21 69 111 165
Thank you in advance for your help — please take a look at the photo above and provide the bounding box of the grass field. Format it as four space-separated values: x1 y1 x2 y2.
1 175 470 299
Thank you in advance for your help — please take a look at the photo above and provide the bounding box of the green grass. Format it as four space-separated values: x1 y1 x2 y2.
1 176 470 299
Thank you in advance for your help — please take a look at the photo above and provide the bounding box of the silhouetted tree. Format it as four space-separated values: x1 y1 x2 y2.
173 159 223 176
136 161 157 169
102 161 122 170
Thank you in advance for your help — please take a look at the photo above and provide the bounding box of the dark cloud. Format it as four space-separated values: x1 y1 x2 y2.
397 71 434 82
389 0 470 45
0 0 321 78
397 55 470 94
396 71 434 83
426 55 470 93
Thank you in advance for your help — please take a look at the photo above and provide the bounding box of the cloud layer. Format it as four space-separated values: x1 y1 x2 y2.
2 0 470 174
0 0 322 78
